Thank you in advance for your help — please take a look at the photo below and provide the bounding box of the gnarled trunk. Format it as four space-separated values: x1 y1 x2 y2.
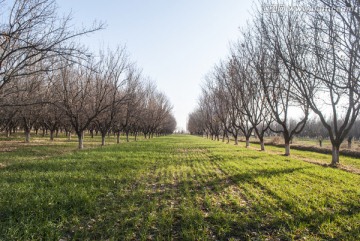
25 130 30 143
245 137 250 148
260 140 265 151
50 130 55 141
331 145 340 166
284 134 291 156
101 134 106 146
285 143 290 156
116 131 120 144
77 131 84 149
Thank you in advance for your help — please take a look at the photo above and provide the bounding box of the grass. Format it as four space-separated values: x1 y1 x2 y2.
0 134 359 240
262 136 360 151
245 141 360 170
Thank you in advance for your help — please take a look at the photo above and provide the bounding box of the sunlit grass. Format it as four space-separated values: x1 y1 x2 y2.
0 135 359 240
246 141 360 170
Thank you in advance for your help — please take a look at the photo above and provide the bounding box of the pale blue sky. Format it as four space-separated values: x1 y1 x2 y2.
57 1 253 130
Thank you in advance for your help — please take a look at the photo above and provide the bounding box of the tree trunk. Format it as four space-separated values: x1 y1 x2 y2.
331 145 340 166
285 143 290 156
347 137 352 149
78 131 84 149
42 128 46 137
101 132 106 146
126 132 129 142
116 131 120 144
68 132 72 141
25 130 30 143
50 130 55 141
260 140 265 151
245 137 250 148
234 135 238 145
55 129 59 137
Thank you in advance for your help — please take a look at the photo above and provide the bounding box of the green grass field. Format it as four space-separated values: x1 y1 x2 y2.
247 141 360 171
0 135 359 240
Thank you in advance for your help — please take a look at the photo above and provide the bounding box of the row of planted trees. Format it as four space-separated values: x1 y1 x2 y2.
0 0 176 149
188 0 360 165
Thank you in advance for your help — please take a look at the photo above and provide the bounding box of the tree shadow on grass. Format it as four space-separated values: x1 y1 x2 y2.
165 166 359 240
203 169 359 240
0 156 359 240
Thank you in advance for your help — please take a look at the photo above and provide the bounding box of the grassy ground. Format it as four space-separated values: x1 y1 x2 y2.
232 136 360 171
259 136 360 154
292 137 360 151
261 136 360 151
0 135 359 240
246 141 360 171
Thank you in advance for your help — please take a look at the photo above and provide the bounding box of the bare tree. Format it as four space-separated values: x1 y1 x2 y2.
260 0 360 164
0 105 19 137
204 66 232 143
118 67 144 142
232 32 273 150
54 58 114 149
303 0 360 164
222 57 254 148
187 109 206 136
140 82 173 139
40 73 66 141
257 5 310 156
93 47 129 146
9 69 46 142
158 114 177 135
0 0 104 96
198 88 222 141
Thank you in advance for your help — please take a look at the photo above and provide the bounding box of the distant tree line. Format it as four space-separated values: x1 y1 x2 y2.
188 0 360 165
0 0 176 149
297 119 360 140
